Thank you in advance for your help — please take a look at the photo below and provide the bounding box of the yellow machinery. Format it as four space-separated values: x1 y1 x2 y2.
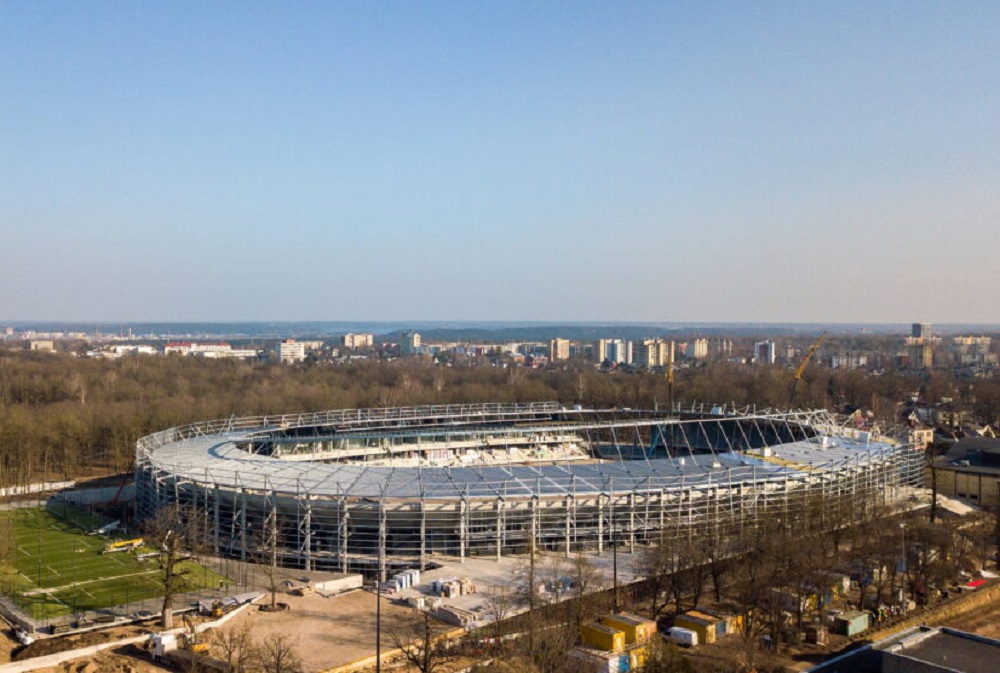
103 538 144 554
181 615 210 654
789 333 825 407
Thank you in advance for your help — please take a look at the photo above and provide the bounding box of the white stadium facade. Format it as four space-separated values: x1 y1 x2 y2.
135 402 923 578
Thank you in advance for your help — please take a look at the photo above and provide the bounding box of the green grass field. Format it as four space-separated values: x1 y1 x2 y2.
1 504 228 620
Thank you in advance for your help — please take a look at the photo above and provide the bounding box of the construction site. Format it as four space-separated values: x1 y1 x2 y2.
135 402 925 579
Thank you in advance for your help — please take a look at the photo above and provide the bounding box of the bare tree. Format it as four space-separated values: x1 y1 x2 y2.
639 531 700 617
211 621 256 673
143 504 206 629
482 583 519 640
253 633 303 673
390 610 455 673
250 511 285 611
565 552 607 628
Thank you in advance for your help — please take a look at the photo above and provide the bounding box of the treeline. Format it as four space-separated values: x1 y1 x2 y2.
1 349 998 487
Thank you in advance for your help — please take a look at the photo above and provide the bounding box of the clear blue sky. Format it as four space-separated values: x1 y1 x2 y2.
2 1 998 323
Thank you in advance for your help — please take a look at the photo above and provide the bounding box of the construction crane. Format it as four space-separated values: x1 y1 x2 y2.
789 333 826 408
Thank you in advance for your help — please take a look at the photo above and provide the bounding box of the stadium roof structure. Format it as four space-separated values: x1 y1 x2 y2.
143 403 903 501
136 402 924 574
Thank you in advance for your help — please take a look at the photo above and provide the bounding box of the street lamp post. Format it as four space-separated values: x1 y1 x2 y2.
899 522 908 606
612 517 619 613
375 578 382 673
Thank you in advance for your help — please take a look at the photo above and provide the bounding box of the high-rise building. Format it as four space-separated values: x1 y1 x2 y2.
549 338 570 361
753 340 776 365
605 339 630 365
711 338 733 359
594 339 611 363
342 333 374 349
635 339 673 368
401 332 422 355
685 339 708 360
912 323 933 340
909 342 933 369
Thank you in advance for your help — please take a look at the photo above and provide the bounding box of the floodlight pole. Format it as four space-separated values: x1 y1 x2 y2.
613 517 619 613
375 578 382 673
900 522 908 604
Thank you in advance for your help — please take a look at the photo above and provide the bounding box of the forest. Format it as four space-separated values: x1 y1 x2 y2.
1 347 999 488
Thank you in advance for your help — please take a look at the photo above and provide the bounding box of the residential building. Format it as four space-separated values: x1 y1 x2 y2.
753 340 776 365
549 338 570 361
278 339 306 364
163 342 257 359
711 338 733 359
830 353 869 369
909 342 933 369
635 339 672 368
401 331 422 355
342 333 374 349
606 339 630 365
165 342 232 356
950 336 996 366
685 338 708 360
912 323 933 340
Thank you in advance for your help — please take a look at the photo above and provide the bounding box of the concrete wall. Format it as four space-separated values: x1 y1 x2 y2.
0 482 74 498
0 632 150 673
0 597 261 673
314 575 364 594
55 484 135 506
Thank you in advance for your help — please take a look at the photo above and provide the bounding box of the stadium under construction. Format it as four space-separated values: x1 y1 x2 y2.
135 403 924 577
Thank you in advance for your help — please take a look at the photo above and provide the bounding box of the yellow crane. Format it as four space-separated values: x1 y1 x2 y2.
789 333 825 408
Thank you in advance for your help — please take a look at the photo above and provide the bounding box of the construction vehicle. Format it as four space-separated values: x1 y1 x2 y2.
103 538 144 554
789 333 826 408
181 614 210 654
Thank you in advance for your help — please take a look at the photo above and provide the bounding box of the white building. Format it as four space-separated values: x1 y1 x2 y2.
830 353 869 369
278 339 307 364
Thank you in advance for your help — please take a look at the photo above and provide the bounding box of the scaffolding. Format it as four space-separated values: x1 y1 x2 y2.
135 402 923 579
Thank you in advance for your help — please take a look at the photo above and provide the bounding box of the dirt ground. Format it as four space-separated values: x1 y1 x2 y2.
219 589 455 673
3 589 451 673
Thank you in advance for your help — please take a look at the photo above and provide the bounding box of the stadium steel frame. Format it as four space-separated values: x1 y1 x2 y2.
135 403 924 578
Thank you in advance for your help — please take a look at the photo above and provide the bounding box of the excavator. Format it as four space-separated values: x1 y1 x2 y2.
789 333 825 408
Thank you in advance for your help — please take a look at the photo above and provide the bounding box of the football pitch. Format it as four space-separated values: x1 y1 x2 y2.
0 504 228 620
